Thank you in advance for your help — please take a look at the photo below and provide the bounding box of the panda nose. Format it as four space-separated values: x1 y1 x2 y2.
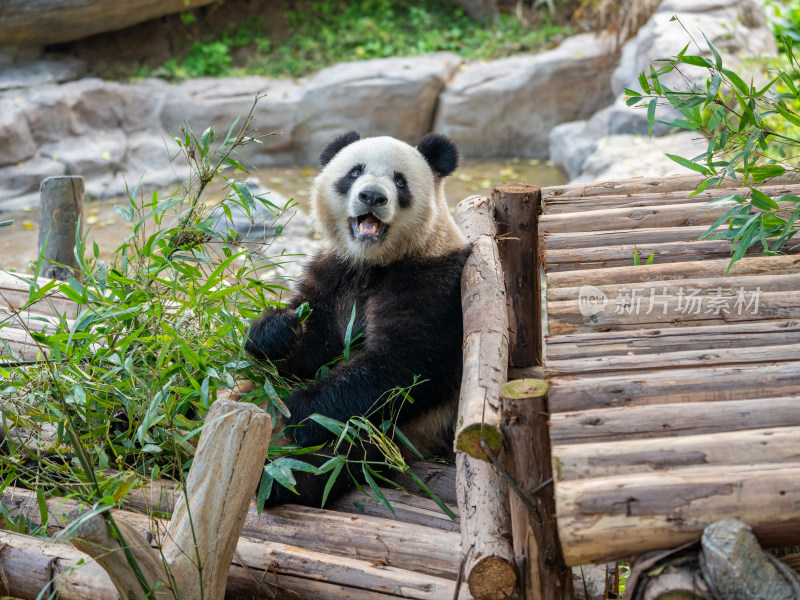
358 189 387 207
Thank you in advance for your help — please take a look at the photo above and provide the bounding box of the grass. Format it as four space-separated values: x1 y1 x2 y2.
146 0 571 80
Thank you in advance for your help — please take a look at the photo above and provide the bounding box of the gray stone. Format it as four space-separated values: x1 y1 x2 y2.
0 102 36 165
0 56 87 91
293 53 462 163
0 156 66 203
14 85 77 145
161 76 303 168
549 121 596 181
434 34 615 159
571 131 708 183
39 130 127 179
612 0 777 97
122 131 188 189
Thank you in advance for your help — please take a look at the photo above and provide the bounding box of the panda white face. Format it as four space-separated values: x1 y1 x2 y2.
311 133 462 265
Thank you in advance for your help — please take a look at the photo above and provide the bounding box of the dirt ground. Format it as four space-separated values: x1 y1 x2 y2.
0 159 563 273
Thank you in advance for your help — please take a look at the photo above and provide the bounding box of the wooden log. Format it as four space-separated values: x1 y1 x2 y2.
494 183 541 367
572 564 617 600
547 272 800 303
38 176 84 281
545 255 800 289
456 452 516 600
545 320 800 361
453 195 508 459
0 271 80 319
538 202 731 235
4 484 462 580
550 397 800 445
70 400 272 599
555 463 800 565
392 461 458 505
500 379 571 600
553 426 800 481
543 225 709 250
541 239 761 273
546 342 800 376
542 182 800 214
0 522 465 600
330 487 460 532
548 361 800 412
541 172 798 199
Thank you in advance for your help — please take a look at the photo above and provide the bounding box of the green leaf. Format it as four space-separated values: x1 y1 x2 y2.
114 205 134 222
256 469 274 514
647 98 657 137
295 301 312 324
343 301 357 363
749 188 780 211
679 55 713 68
405 469 457 520
309 413 345 436
722 68 749 95
703 33 723 69
362 463 395 516
665 153 710 175
707 71 721 103
320 458 345 508
745 164 786 182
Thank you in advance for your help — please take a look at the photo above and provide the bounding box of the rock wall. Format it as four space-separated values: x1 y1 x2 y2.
0 35 615 211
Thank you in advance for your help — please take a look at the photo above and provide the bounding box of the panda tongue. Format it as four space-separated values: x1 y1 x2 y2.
358 215 382 236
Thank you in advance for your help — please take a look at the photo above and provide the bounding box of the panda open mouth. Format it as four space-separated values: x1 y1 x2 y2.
350 214 389 241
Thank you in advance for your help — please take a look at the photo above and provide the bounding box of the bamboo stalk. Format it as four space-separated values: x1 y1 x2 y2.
453 195 507 459
550 397 800 445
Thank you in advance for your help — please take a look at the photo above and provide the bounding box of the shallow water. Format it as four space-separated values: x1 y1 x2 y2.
0 159 564 273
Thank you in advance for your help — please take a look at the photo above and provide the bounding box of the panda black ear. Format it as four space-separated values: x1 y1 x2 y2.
320 131 361 166
417 133 459 178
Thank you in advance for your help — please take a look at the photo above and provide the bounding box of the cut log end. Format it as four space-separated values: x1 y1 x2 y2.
499 378 548 400
455 423 503 459
467 556 517 600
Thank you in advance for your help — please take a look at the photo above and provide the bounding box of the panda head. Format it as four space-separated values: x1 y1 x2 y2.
310 132 465 265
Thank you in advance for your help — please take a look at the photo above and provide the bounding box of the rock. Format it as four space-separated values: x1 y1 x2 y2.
0 156 66 205
0 56 87 91
161 76 303 168
1 0 218 47
122 131 188 189
0 102 36 165
549 121 596 181
434 34 615 159
292 54 462 163
612 0 777 97
571 131 708 183
39 130 127 180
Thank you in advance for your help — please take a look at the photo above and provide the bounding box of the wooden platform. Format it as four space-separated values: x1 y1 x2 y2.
539 175 800 566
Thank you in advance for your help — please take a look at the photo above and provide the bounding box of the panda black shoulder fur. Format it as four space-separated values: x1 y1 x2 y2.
246 132 470 506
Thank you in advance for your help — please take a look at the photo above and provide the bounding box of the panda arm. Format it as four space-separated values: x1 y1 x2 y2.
284 281 463 447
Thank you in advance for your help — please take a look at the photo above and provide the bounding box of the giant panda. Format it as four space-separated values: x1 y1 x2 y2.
246 132 469 506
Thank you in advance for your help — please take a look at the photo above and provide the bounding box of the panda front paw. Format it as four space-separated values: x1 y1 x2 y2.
246 309 300 361
284 388 329 447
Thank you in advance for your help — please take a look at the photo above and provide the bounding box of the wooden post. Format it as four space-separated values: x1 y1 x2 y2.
69 400 271 600
494 183 542 367
501 379 572 600
457 452 517 600
38 176 84 281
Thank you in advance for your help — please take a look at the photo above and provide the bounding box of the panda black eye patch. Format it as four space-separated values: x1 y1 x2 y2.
335 163 365 197
394 172 413 209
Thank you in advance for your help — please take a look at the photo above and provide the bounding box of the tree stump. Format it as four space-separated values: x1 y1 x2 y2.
38 176 84 281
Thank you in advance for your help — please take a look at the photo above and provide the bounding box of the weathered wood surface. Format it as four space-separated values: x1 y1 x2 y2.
0 271 79 319
0 486 467 600
456 452 516 600
1 0 218 46
494 183 541 367
38 176 84 281
500 379 571 600
550 397 800 444
453 194 508 458
71 400 271 600
538 174 800 567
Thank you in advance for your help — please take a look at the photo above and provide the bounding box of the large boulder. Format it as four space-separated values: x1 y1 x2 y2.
1 0 217 47
290 53 463 163
612 0 777 96
0 102 37 165
434 34 615 159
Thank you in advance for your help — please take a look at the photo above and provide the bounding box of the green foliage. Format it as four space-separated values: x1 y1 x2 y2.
626 26 800 272
633 245 655 266
764 0 800 52
152 0 570 79
0 220 12 229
